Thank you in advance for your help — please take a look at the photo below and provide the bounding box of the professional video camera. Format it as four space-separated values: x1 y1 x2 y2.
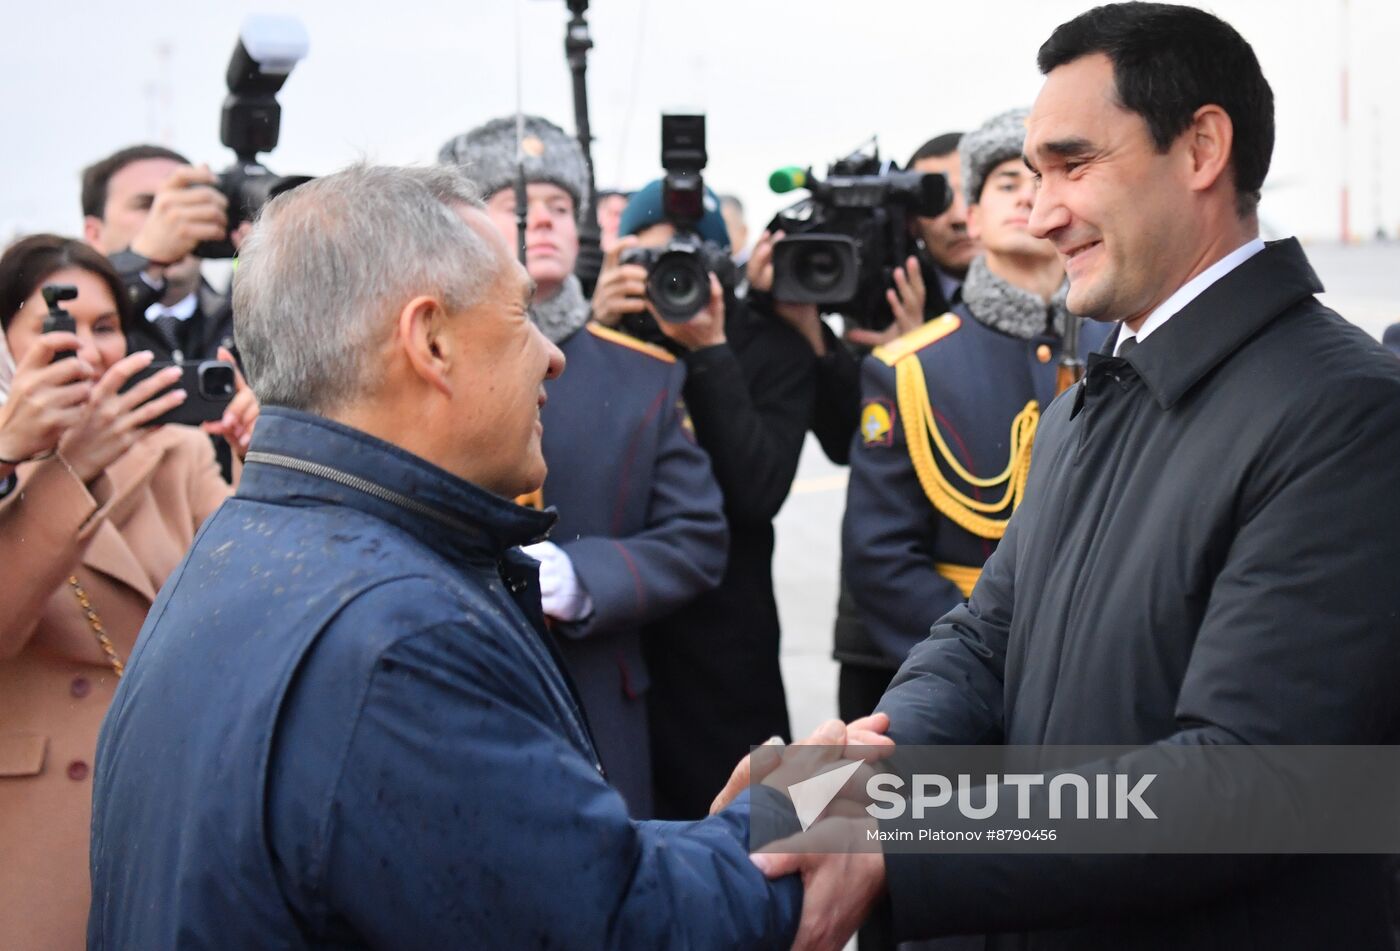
195 16 313 259
619 114 735 322
767 141 951 330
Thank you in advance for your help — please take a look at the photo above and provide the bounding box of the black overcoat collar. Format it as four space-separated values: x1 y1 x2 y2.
1097 238 1324 409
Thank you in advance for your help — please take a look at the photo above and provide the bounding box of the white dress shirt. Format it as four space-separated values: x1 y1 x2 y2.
145 291 198 324
1114 238 1266 355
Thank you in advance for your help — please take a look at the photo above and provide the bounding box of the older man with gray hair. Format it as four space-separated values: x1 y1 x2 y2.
87 164 889 949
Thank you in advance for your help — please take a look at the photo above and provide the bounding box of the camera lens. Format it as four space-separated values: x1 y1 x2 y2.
795 246 845 295
770 234 857 305
660 266 699 303
200 365 238 399
648 253 710 322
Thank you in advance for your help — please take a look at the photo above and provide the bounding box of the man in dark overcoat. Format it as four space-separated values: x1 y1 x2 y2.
753 6 1400 949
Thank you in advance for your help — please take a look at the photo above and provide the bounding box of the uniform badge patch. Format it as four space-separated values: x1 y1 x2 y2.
860 399 895 447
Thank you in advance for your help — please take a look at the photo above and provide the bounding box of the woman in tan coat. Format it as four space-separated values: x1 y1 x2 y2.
0 235 257 949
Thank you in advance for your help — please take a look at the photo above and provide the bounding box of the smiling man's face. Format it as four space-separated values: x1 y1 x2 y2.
1024 53 1197 326
447 207 565 496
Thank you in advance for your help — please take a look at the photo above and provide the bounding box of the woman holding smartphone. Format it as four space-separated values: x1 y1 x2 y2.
0 234 256 949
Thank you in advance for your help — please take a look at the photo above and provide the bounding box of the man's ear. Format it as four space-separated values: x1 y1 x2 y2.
82 216 104 249
965 202 984 243
397 295 454 397
1185 104 1234 195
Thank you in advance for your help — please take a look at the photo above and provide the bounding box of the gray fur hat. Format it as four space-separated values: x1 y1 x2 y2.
959 107 1030 206
438 115 589 218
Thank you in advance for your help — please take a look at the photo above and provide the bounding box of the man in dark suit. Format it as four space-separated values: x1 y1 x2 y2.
81 145 236 363
82 145 239 478
753 5 1400 949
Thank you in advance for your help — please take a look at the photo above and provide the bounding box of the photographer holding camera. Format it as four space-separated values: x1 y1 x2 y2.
0 235 256 948
753 131 976 468
81 145 239 364
592 155 817 819
439 115 728 819
78 18 311 490
81 145 253 483
896 133 979 321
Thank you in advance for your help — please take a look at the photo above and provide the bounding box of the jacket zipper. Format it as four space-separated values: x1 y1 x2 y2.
245 451 483 536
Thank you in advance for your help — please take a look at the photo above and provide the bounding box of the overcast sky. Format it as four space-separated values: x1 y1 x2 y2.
6 0 1398 245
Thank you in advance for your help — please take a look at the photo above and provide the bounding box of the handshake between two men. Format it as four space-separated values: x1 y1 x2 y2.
711 713 897 951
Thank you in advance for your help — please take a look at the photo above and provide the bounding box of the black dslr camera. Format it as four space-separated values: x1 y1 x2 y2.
195 16 313 259
620 115 734 322
768 141 951 330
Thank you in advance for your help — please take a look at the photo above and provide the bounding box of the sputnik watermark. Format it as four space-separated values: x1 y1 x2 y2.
787 768 1156 831
752 745 1400 854
867 772 1156 820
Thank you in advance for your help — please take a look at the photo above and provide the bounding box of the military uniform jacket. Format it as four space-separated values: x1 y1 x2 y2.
644 300 815 818
807 254 960 466
538 322 728 816
879 239 1400 948
842 303 1109 669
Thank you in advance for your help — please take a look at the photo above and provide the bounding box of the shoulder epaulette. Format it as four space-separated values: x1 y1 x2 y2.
586 322 678 364
872 312 961 367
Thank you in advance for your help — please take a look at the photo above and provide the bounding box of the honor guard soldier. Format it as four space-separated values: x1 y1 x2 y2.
842 108 1111 693
440 117 728 818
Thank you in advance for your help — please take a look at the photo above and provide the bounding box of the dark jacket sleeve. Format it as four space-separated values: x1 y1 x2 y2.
109 251 164 319
315 619 801 949
875 508 1015 747
681 308 814 526
879 376 1400 939
841 354 968 668
560 360 729 636
810 323 863 466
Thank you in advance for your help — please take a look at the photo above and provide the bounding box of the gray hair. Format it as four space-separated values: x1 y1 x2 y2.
232 163 497 413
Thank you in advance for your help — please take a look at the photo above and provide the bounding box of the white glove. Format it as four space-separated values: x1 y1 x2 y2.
521 541 594 622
